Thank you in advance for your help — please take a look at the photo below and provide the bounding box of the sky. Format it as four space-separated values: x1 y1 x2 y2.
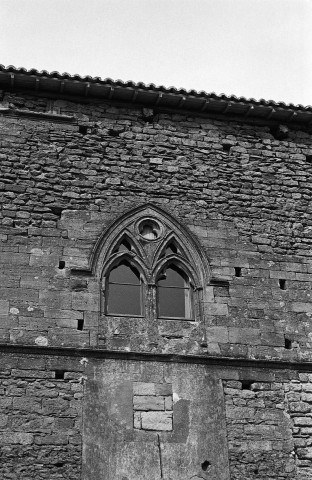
1 0 311 106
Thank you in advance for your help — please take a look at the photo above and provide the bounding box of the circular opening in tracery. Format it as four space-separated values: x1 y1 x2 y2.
138 219 161 240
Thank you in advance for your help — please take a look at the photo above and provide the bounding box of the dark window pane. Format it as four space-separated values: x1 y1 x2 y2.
118 240 131 252
107 283 141 315
109 263 140 284
166 243 177 255
158 266 185 288
158 287 186 318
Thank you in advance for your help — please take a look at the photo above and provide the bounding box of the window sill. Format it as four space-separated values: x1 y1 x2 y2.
105 314 144 318
158 317 195 322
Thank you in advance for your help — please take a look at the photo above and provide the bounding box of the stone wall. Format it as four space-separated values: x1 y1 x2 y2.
3 351 312 479
224 375 312 479
82 359 230 480
1 87 312 479
224 379 295 479
0 352 83 479
0 94 312 361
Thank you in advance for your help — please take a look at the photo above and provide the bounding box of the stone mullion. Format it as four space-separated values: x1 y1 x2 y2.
98 276 108 346
146 283 159 348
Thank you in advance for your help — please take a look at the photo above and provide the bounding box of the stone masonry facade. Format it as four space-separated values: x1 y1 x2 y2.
0 352 83 479
224 375 312 479
0 67 312 478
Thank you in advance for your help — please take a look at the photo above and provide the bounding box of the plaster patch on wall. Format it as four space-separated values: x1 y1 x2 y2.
9 307 19 315
173 392 180 403
80 357 88 366
35 336 48 346
30 248 44 255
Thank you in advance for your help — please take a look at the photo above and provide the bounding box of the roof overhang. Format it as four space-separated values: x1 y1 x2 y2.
0 65 311 126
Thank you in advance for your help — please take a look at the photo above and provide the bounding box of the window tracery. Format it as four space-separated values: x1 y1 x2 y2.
94 206 208 322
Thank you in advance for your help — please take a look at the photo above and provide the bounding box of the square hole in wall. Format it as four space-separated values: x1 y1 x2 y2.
55 370 66 380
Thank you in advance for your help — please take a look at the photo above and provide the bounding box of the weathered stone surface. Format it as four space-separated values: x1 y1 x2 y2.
133 395 165 411
0 352 82 479
2 80 312 479
133 382 156 396
83 361 230 479
140 411 172 430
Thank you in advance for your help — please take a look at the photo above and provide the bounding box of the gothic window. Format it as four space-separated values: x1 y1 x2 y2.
97 206 207 322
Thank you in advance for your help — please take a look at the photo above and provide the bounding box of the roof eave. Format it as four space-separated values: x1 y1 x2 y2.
0 65 311 125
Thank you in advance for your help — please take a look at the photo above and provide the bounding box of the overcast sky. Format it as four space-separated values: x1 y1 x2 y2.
1 0 311 106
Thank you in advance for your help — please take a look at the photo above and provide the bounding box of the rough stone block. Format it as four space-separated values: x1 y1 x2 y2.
48 328 90 347
205 286 214 302
133 382 155 396
0 414 8 428
206 326 228 343
83 311 98 327
205 303 229 316
34 434 68 445
1 252 29 265
141 411 173 431
293 417 312 426
0 397 12 409
0 433 33 445
44 308 83 319
229 328 261 345
269 271 295 280
46 356 84 372
288 402 311 413
133 395 164 411
0 314 16 328
12 396 41 412
11 369 53 379
155 383 172 395
133 412 141 429
11 415 54 432
72 292 98 312
0 288 39 302
29 253 59 267
17 356 46 370
302 393 312 403
165 396 173 410
0 300 9 315
226 406 255 419
56 318 80 329
39 291 72 309
260 332 285 347
10 330 49 346
292 302 312 313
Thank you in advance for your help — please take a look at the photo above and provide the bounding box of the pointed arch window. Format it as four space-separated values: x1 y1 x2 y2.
157 264 193 319
99 210 206 321
106 261 143 316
